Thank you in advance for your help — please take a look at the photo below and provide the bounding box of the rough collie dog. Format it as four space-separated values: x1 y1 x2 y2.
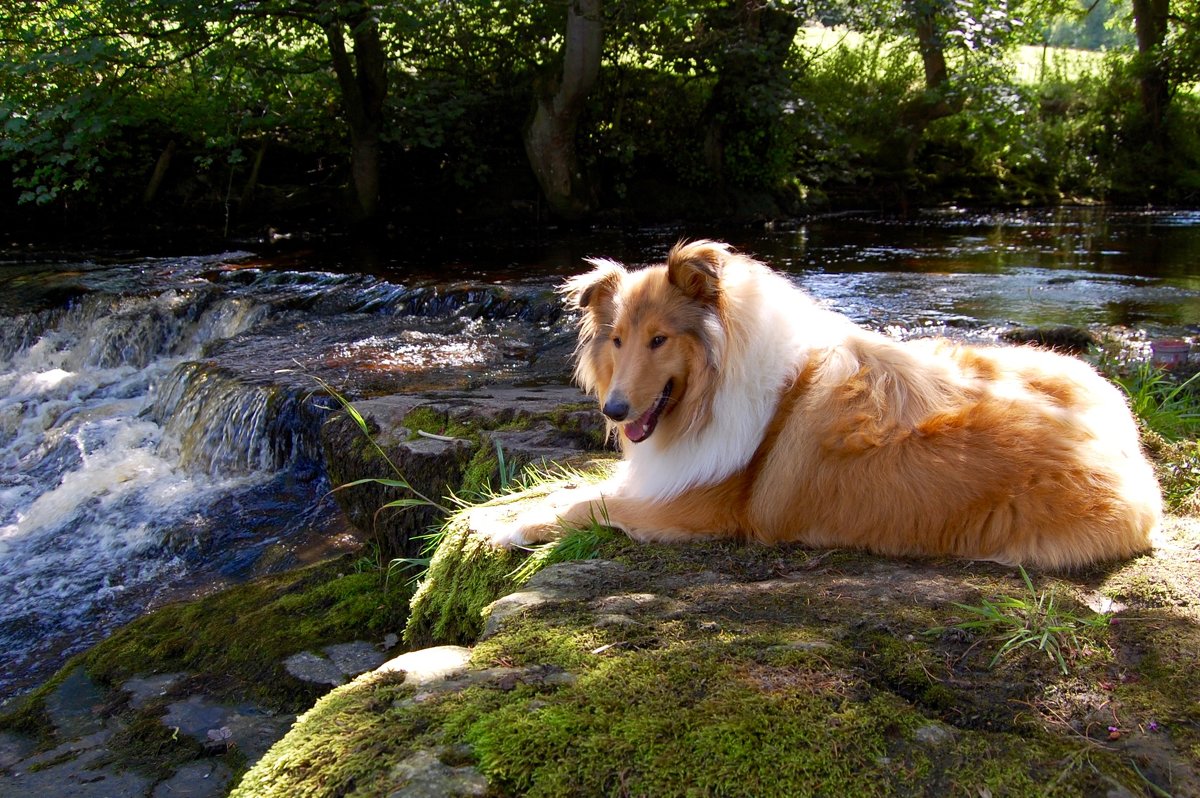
485 240 1161 568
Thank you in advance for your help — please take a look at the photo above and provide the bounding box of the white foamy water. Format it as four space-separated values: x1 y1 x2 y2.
0 287 276 697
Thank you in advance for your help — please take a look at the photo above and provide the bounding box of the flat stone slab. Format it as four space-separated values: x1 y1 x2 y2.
0 730 36 770
45 667 107 740
283 651 346 686
150 760 235 798
161 696 294 764
2 732 153 798
284 640 391 686
121 673 187 710
386 748 488 798
323 641 389 678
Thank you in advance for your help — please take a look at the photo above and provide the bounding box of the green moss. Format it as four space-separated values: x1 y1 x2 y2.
80 554 410 711
232 520 1191 798
401 406 477 443
548 403 611 449
403 513 523 648
229 669 422 798
862 633 957 713
103 711 212 778
0 665 76 742
403 466 633 649
459 444 501 498
1109 607 1200 757
470 613 612 672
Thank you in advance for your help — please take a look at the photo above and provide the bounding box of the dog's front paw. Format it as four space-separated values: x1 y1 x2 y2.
465 503 563 549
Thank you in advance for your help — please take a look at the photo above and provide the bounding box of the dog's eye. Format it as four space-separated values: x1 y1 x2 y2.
650 335 667 349
612 336 622 348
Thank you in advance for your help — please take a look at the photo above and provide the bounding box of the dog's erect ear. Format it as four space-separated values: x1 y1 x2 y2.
562 258 626 311
667 240 727 303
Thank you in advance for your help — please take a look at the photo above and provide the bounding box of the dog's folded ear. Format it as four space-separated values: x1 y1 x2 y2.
667 240 727 302
562 259 626 310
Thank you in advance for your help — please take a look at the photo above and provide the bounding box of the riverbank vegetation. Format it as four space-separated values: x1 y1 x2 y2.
2 1 1198 242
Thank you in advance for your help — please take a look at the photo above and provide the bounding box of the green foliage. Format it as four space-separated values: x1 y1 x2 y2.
930 567 1110 675
1 0 1198 223
1117 362 1200 442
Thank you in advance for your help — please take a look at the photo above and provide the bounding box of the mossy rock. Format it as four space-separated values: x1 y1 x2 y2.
0 552 414 795
234 504 1200 797
320 385 606 561
0 554 410 743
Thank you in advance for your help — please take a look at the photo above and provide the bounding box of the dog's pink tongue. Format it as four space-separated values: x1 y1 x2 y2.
623 406 655 443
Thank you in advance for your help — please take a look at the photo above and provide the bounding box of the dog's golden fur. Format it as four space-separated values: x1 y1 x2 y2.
488 240 1160 568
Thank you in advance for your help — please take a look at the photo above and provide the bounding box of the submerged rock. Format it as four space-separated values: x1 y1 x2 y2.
1000 325 1097 354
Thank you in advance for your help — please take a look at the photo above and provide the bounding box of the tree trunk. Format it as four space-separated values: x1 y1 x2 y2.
901 0 961 127
523 0 603 220
1131 0 1170 144
895 0 965 173
914 8 949 92
324 4 388 223
143 140 176 205
700 1 799 183
240 139 269 209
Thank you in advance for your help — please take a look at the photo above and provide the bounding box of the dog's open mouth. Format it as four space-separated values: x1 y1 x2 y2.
623 380 673 443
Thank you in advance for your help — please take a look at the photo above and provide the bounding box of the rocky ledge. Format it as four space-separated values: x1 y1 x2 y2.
241 506 1200 797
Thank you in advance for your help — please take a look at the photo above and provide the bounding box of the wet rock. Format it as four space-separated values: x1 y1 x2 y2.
323 641 389 678
150 760 234 798
320 384 600 560
3 730 154 798
322 406 475 557
121 673 186 710
386 748 488 798
283 651 346 686
45 667 107 739
284 642 390 686
161 696 293 764
1000 325 1096 354
0 731 36 770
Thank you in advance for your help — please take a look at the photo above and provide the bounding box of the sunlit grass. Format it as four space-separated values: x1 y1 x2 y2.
1116 361 1200 443
506 502 619 585
928 567 1110 675
797 25 1106 85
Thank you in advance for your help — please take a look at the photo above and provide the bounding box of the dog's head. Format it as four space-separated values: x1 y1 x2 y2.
561 240 730 447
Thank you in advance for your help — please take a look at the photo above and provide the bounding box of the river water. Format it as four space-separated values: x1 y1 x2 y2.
1 207 1198 701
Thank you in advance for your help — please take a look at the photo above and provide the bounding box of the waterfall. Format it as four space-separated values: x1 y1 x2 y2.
150 361 326 476
0 279 318 698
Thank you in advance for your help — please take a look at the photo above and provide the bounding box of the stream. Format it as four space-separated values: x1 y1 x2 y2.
1 207 1198 702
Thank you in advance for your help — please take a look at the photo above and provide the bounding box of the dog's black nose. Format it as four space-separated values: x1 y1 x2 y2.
602 395 630 421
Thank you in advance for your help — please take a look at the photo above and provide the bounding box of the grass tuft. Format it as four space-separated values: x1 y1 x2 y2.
929 567 1109 675
1116 361 1200 442
308 373 452 515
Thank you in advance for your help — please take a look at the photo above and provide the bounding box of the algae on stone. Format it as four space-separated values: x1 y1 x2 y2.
83 554 408 712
